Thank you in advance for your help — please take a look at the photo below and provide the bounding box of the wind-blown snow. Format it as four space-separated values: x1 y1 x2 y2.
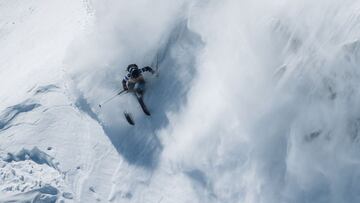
1 0 360 202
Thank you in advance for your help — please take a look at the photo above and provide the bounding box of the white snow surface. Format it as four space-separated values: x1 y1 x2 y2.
1 0 360 202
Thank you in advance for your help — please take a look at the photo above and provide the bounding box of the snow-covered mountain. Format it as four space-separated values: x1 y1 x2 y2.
1 0 360 202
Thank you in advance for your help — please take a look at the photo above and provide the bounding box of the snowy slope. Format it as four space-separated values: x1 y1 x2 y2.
0 0 119 202
2 0 360 202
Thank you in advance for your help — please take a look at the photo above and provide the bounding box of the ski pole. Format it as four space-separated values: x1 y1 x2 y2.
98 90 127 108
154 53 160 77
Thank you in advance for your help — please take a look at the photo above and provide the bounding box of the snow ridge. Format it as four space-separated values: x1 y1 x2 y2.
0 100 40 131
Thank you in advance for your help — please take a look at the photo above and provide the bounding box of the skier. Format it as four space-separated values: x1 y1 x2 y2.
122 64 155 95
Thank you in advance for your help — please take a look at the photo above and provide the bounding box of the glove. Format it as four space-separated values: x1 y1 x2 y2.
144 66 154 73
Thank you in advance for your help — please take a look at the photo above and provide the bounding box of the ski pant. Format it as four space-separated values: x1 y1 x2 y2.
127 80 145 94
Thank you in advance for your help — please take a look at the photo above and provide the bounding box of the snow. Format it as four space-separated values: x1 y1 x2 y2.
0 147 70 202
1 0 360 202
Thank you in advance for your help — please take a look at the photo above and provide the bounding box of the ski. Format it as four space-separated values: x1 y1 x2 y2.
136 95 151 116
124 111 135 125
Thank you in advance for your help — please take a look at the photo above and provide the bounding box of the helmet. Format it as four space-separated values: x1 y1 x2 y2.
127 64 141 78
127 64 138 72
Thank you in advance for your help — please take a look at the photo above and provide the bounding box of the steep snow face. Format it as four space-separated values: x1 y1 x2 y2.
163 1 360 203
2 0 360 202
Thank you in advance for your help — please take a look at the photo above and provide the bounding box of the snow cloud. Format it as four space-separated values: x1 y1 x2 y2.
65 0 360 202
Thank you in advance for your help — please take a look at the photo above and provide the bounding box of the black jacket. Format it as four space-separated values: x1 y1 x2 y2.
122 66 153 89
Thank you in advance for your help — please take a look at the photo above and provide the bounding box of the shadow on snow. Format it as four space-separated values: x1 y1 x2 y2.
77 19 204 169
